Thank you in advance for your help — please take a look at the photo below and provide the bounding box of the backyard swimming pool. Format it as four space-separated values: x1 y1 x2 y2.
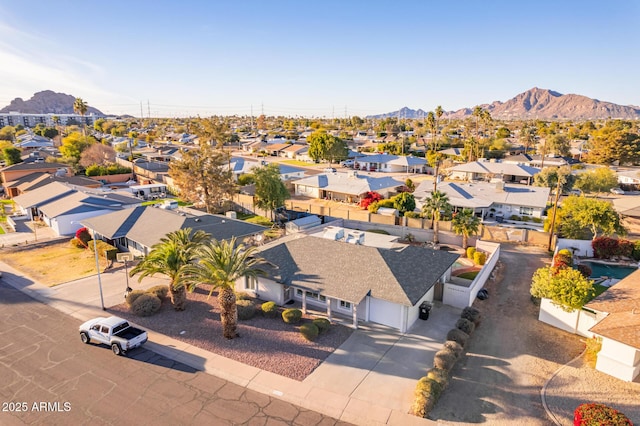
582 261 638 280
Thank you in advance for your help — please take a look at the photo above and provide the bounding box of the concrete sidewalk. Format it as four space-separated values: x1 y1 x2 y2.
0 260 447 425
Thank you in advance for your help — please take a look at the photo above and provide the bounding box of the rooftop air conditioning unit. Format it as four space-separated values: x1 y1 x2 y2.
345 230 365 245
322 226 344 241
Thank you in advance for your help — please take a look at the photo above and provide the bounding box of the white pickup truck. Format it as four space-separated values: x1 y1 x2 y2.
79 316 148 356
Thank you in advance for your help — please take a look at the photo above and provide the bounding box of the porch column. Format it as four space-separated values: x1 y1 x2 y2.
302 292 307 314
326 298 332 321
352 304 358 329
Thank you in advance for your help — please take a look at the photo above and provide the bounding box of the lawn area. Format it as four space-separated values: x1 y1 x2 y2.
457 271 480 280
280 159 316 167
1 242 99 286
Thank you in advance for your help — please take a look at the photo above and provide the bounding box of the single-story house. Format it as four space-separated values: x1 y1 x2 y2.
617 170 640 190
413 180 551 219
80 206 268 257
264 143 291 156
293 170 402 202
584 270 640 382
3 172 101 197
354 153 426 173
280 143 308 159
12 181 142 236
1 161 72 189
501 154 571 168
236 230 458 332
447 160 540 184
14 134 54 149
228 158 306 181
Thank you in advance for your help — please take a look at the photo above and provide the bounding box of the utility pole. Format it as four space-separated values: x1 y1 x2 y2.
140 102 144 119
147 100 151 119
547 176 563 252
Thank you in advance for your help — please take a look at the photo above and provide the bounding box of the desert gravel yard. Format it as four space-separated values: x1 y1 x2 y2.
430 244 586 425
108 287 353 381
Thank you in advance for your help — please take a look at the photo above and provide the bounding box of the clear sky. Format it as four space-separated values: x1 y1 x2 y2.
0 0 638 118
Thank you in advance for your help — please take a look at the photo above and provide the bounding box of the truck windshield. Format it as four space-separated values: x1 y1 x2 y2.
112 322 130 334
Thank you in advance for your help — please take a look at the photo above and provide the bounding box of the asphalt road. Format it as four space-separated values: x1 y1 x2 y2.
0 282 348 425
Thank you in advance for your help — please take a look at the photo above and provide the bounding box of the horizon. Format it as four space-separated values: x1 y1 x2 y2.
1 1 638 118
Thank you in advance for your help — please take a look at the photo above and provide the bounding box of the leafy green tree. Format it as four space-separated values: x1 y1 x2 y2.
168 144 236 213
534 166 576 193
585 120 640 165
0 126 16 141
253 163 290 219
574 167 618 195
545 134 570 157
2 147 22 165
452 209 481 250
557 196 626 239
392 192 416 216
495 127 511 139
307 131 348 165
93 118 106 132
182 237 264 339
129 228 210 311
530 266 595 311
195 117 233 148
421 190 452 244
60 132 97 163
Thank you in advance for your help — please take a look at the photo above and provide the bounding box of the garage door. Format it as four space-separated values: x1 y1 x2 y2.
368 297 402 330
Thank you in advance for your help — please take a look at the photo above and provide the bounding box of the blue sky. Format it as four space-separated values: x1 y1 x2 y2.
0 0 638 118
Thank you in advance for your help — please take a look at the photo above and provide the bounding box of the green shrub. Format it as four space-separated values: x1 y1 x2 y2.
632 240 640 261
456 318 476 335
509 215 521 221
236 299 256 320
367 201 380 213
426 367 449 387
446 328 469 347
443 340 463 358
410 377 442 418
88 239 117 261
466 247 476 259
282 308 303 324
433 348 458 371
473 251 487 265
312 318 331 333
146 285 169 300
532 217 542 223
404 211 421 219
131 293 161 317
576 263 592 278
70 237 86 248
368 229 390 235
300 323 319 341
461 306 481 326
237 174 255 186
261 301 278 318
125 289 146 307
235 291 251 301
557 248 573 257
378 199 395 209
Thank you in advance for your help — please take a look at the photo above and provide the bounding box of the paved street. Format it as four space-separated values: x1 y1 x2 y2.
0 282 348 426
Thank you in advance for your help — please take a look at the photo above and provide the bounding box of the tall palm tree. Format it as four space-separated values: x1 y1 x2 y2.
435 105 444 148
73 98 88 136
129 228 210 311
452 208 481 251
426 111 436 152
422 190 452 244
182 237 264 339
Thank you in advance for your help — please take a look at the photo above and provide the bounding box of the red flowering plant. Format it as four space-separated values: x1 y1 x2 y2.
74 227 92 248
359 191 382 210
574 403 632 426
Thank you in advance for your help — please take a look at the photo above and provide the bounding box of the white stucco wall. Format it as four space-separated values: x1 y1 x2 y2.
595 337 640 382
538 298 580 334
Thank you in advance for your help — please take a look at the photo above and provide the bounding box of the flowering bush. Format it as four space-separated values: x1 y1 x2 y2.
573 403 631 425
75 227 91 248
359 191 383 210
591 237 635 259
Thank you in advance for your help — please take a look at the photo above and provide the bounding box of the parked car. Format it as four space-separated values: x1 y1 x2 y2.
79 316 148 356
340 160 355 168
323 167 337 173
610 188 625 195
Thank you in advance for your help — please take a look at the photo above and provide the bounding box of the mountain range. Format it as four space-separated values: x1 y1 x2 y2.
368 88 640 121
0 90 104 115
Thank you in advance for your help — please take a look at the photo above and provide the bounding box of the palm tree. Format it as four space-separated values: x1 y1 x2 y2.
182 237 264 339
452 208 481 251
426 111 436 152
435 105 444 147
73 98 88 136
129 228 210 311
422 190 452 244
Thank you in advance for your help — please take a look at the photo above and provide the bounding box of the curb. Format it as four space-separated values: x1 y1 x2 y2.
541 348 586 425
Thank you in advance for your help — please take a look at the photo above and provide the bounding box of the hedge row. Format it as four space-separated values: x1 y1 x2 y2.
125 284 169 317
410 306 481 418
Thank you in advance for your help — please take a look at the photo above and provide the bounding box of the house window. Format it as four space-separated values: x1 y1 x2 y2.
338 300 352 312
519 206 533 216
296 289 326 303
245 276 257 291
492 204 503 209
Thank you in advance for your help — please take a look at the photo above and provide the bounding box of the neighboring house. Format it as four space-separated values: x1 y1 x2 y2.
583 270 640 382
115 158 169 184
280 143 308 159
264 143 291 156
447 160 540 184
14 134 54 149
228 158 306 181
80 206 267 257
241 138 268 153
293 171 402 202
354 153 426 173
438 147 464 158
3 172 101 198
502 154 570 168
236 229 458 332
0 162 72 188
12 181 141 236
617 170 640 190
413 180 551 219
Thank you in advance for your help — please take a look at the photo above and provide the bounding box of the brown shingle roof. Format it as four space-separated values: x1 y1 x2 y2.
586 269 640 349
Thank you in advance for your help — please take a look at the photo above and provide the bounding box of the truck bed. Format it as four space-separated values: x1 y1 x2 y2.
114 327 145 340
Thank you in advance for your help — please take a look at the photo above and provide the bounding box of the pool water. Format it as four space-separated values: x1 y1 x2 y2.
453 259 473 269
583 261 638 280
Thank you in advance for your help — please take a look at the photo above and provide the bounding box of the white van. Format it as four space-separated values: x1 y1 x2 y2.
159 200 179 210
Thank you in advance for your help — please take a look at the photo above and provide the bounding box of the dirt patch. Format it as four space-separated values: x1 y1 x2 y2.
108 287 354 381
429 244 585 425
1 241 99 286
